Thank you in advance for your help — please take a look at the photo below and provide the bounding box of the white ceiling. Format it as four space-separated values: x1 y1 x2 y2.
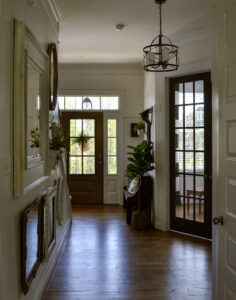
57 0 211 64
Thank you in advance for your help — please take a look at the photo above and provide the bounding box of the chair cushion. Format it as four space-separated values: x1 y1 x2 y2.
128 177 139 194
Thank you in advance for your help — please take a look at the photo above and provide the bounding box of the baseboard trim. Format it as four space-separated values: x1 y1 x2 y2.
33 218 71 300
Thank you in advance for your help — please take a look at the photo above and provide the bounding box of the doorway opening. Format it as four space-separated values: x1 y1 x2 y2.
169 72 212 239
60 95 121 205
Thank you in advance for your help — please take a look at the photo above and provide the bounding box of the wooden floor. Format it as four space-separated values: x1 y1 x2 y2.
42 206 211 300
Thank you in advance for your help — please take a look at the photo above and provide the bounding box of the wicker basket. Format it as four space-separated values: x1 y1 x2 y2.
131 210 150 230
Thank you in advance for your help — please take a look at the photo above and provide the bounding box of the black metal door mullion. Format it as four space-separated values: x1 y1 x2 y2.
183 83 186 220
193 81 196 221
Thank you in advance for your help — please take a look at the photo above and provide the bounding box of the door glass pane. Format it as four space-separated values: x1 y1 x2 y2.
70 157 82 174
175 106 184 127
176 174 184 196
83 138 95 155
195 80 204 103
185 105 194 127
108 156 117 174
185 82 194 104
196 152 204 174
195 128 204 150
83 157 95 174
195 175 204 222
175 83 183 105
175 129 184 150
175 152 184 172
70 139 82 155
108 138 116 155
70 119 82 137
195 104 204 127
185 198 194 220
185 129 194 150
185 152 194 172
175 196 184 218
186 175 194 197
83 119 95 136
108 120 117 137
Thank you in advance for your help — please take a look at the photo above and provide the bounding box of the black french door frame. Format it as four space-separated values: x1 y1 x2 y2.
169 72 212 239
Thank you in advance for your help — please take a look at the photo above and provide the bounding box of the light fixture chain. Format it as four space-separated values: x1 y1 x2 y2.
159 2 162 36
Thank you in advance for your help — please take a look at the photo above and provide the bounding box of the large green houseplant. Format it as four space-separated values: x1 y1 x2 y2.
125 140 155 229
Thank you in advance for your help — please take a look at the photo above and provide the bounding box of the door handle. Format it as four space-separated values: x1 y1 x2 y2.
213 216 224 225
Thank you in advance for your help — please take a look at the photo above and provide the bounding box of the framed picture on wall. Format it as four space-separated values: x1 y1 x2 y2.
130 123 139 137
43 186 57 260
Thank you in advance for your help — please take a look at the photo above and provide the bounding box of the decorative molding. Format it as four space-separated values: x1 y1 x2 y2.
32 218 71 300
25 27 48 59
41 0 62 32
13 19 25 198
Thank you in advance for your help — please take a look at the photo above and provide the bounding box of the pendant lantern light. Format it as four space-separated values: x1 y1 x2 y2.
143 0 179 72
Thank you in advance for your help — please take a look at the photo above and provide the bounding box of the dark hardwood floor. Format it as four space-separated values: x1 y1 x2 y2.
42 205 211 300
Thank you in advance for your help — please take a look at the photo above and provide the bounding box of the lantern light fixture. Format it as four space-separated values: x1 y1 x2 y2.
143 0 179 72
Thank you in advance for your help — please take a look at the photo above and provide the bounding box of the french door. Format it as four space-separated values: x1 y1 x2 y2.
62 112 103 204
170 72 212 239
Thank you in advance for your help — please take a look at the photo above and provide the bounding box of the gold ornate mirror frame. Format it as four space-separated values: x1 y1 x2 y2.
21 198 44 294
47 43 58 111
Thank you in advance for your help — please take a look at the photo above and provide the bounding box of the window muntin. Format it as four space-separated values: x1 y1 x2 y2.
58 96 119 111
107 119 117 175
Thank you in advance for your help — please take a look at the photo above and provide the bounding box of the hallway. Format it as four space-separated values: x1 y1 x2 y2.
42 206 211 300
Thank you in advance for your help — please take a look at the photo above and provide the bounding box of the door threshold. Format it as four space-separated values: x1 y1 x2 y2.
170 230 212 242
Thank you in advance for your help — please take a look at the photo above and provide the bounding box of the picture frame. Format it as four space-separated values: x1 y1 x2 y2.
130 123 139 137
43 186 57 260
21 198 44 294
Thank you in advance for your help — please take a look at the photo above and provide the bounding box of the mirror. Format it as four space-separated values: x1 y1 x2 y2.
25 53 43 169
48 43 58 111
26 63 41 165
21 199 44 294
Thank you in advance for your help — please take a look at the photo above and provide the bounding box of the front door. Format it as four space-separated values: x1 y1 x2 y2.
62 112 103 204
212 1 236 298
169 72 212 239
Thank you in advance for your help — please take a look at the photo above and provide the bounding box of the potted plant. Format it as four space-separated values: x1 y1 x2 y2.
71 133 92 153
125 140 155 229
30 123 67 171
134 122 145 136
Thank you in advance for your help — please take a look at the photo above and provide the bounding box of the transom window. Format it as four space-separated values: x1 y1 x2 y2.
59 96 119 111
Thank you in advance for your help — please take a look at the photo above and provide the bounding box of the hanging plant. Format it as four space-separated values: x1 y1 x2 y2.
71 134 92 153
134 122 145 135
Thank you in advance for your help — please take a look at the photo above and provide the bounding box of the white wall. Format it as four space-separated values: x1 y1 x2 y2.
144 37 211 231
0 1 70 300
59 64 144 203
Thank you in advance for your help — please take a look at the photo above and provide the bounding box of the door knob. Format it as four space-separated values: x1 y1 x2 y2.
213 216 224 225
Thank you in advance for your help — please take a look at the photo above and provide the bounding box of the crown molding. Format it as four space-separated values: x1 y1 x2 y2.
41 0 62 32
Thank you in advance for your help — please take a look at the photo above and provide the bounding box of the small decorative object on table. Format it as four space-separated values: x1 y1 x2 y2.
133 121 145 136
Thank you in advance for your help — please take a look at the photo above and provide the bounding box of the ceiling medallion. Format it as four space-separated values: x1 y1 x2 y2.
143 0 179 72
